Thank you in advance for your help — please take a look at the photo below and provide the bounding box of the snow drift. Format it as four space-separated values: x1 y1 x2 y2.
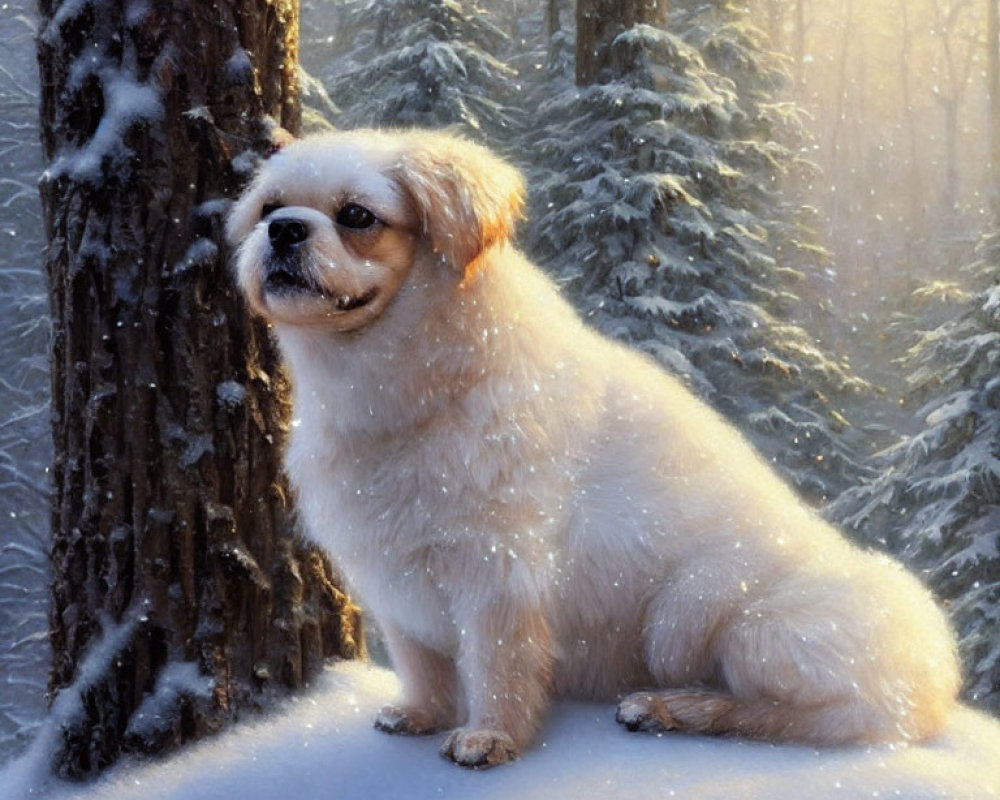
3 661 998 799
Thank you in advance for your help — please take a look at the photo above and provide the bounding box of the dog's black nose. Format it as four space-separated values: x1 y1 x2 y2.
268 218 309 250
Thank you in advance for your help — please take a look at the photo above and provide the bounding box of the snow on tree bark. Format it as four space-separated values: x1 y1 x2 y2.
36 0 362 778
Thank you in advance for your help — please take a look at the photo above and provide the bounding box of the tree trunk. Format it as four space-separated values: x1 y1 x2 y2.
793 0 806 91
897 0 924 271
37 0 362 778
988 0 1000 208
548 0 562 38
575 0 668 86
927 1 975 221
826 0 853 228
943 97 960 214
766 0 784 51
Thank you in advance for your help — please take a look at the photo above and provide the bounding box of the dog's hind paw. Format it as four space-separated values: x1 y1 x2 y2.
440 728 518 769
617 689 741 736
616 692 676 733
374 704 442 736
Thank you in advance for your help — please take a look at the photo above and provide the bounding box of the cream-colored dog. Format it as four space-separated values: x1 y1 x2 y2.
227 129 959 769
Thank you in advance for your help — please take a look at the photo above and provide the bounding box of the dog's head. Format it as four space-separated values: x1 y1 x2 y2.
226 129 525 331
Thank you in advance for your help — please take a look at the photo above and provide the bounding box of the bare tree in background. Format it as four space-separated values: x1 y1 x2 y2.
898 0 925 266
792 0 808 90
37 0 361 778
827 0 854 190
575 0 668 85
765 0 785 51
988 0 1000 206
548 0 563 37
929 0 978 215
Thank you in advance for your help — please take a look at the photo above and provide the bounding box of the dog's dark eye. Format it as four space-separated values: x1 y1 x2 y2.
335 203 377 230
261 203 283 220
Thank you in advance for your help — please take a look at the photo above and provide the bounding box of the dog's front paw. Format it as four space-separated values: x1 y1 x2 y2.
374 704 442 736
616 692 676 733
440 727 518 769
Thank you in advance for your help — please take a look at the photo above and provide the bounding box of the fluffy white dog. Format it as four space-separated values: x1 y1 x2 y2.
227 129 959 769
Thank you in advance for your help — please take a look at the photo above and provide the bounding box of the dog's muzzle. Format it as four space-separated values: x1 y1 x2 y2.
263 218 315 295
269 218 308 251
259 214 380 312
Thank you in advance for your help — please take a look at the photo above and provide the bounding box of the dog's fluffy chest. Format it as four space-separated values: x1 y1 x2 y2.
288 410 569 543
283 393 574 626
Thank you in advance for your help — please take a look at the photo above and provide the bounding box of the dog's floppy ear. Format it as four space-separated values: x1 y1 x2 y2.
266 125 296 155
392 133 525 276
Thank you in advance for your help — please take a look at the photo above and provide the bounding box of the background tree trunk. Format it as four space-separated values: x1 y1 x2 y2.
548 0 562 37
766 0 784 51
575 0 668 85
988 0 1000 208
37 0 362 778
793 0 806 91
892 0 927 284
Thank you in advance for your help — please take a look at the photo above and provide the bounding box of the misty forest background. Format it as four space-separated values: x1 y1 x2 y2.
2 0 1000 768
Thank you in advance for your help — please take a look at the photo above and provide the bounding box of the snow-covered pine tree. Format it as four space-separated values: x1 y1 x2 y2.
304 0 519 138
831 233 1000 714
521 1 870 504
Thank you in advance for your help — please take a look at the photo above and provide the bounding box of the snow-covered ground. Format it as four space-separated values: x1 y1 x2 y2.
4 661 999 800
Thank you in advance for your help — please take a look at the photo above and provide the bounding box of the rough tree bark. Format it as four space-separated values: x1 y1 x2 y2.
575 0 668 86
37 0 362 778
